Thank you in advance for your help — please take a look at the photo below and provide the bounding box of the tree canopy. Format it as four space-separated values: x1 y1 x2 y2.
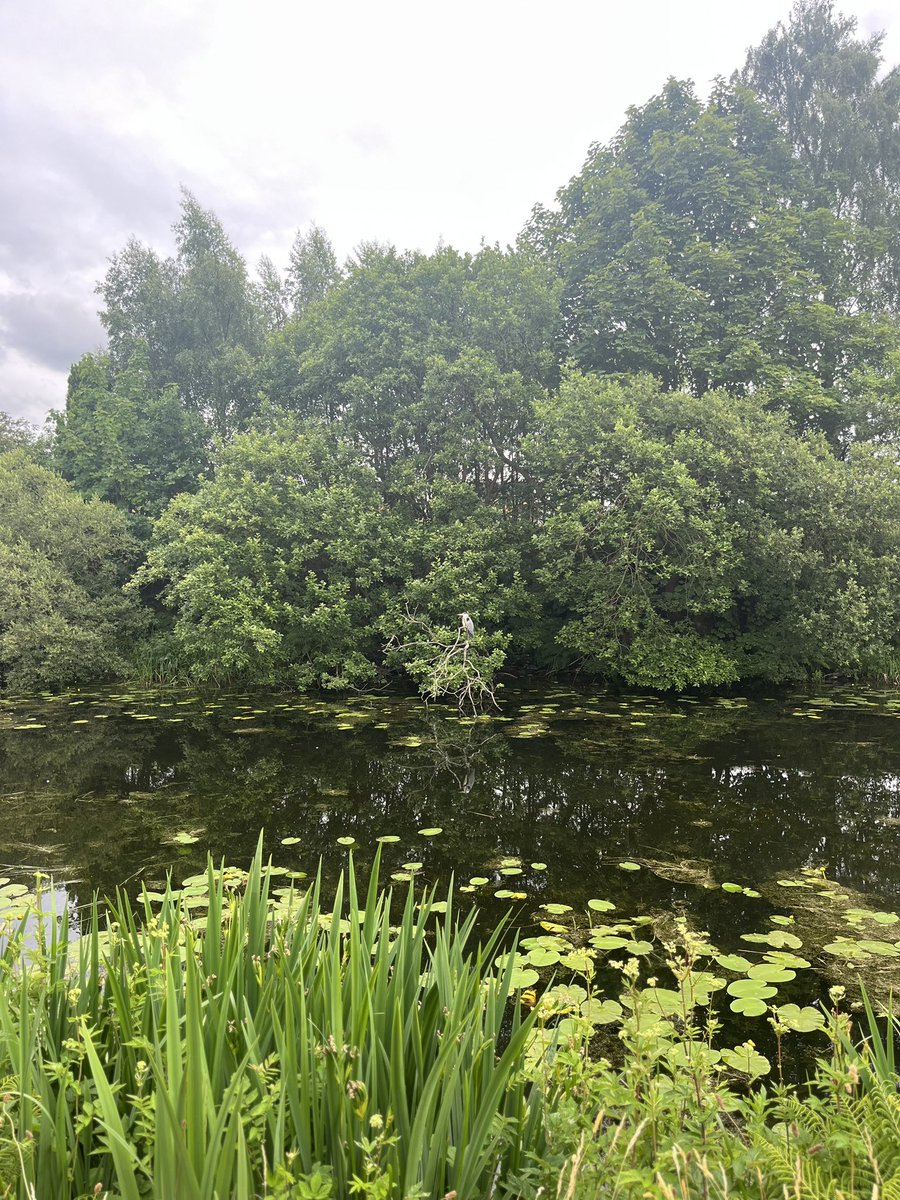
11 0 900 701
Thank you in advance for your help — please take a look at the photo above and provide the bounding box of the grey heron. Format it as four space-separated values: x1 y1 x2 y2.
460 612 475 641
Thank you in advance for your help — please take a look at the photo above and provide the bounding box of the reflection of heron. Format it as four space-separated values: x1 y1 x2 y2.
460 612 475 641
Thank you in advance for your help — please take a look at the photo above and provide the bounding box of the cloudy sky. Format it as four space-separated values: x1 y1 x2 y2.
1 0 897 425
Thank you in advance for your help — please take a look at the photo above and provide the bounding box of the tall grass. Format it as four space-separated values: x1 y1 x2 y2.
0 841 543 1199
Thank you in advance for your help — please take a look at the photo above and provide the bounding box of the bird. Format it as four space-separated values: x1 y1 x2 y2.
460 612 475 641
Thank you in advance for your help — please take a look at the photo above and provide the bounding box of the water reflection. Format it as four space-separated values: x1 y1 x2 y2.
0 688 898 923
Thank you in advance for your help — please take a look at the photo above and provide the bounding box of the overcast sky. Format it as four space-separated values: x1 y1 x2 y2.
1 0 897 425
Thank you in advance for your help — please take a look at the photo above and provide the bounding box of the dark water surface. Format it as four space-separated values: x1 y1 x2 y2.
2 684 900 1038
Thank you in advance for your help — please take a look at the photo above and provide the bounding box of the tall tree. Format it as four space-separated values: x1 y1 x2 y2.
97 191 264 441
527 76 895 445
525 372 900 687
52 349 207 533
286 223 341 317
741 0 900 307
264 242 559 507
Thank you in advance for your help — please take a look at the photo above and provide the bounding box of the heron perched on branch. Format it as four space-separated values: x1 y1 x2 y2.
460 612 475 641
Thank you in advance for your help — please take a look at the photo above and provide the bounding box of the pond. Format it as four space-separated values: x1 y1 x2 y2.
2 683 900 1057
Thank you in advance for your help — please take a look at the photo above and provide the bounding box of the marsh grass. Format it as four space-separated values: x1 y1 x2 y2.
0 840 542 1199
3 846 900 1199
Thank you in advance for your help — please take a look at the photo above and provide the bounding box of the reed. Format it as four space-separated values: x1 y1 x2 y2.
0 840 543 1199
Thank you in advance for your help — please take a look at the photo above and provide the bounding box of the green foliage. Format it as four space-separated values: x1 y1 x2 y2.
0 413 42 457
529 74 897 445
133 415 402 689
525 373 900 687
4 843 900 1198
98 189 264 443
742 0 900 309
53 349 207 531
0 453 142 691
286 222 341 317
18 8 900 696
0 841 543 1199
263 241 560 503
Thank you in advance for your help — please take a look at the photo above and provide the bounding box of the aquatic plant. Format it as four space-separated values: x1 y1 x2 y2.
0 841 542 1199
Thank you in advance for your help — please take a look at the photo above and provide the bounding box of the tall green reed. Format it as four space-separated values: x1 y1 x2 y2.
0 839 544 1199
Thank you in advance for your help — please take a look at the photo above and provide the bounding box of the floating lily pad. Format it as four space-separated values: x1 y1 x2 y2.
336 836 356 846
418 827 443 837
747 964 795 983
729 997 769 1017
169 830 201 846
714 954 754 973
726 979 777 1000
581 999 623 1025
720 1043 770 1077
587 898 615 912
775 1004 826 1033
618 862 641 871
280 837 301 846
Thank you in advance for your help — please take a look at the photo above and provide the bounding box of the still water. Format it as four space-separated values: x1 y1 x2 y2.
2 684 900 1025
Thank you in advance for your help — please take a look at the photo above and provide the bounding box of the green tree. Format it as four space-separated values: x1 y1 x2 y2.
264 242 559 506
98 190 264 441
528 77 894 444
741 0 900 307
286 223 341 317
0 452 142 691
52 349 207 532
525 372 900 688
0 411 40 454
132 416 405 689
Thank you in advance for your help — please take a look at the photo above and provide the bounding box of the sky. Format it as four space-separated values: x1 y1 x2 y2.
1 0 897 426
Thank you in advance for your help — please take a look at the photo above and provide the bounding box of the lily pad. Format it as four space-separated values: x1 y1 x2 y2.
775 1004 826 1033
720 1043 770 1078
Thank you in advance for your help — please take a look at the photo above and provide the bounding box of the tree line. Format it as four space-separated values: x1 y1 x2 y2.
3 0 900 702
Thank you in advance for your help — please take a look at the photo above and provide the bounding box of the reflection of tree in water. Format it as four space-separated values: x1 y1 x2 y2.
0 692 898 909
420 717 507 794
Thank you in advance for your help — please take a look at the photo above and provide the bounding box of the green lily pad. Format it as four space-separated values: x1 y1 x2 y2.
763 951 810 970
280 837 301 846
418 827 443 837
526 947 562 968
720 1043 770 1077
775 1004 826 1033
746 964 796 983
508 967 539 989
728 997 769 1017
726 979 777 1000
618 862 641 871
741 931 803 950
581 999 623 1025
588 898 616 912
714 954 754 973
